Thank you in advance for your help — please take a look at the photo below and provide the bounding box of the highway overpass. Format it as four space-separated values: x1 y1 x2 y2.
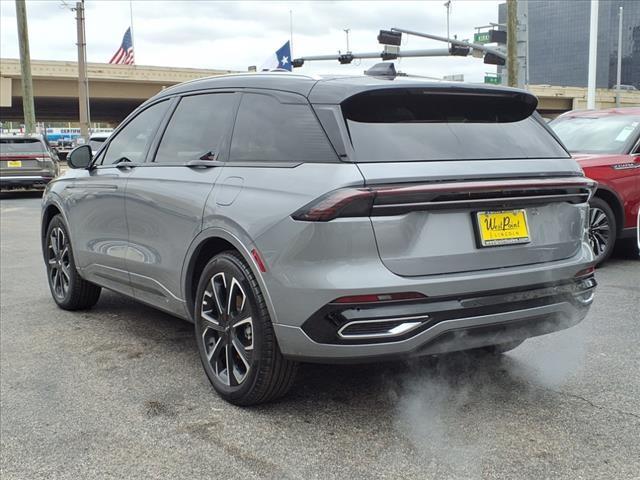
1 58 639 124
0 59 235 124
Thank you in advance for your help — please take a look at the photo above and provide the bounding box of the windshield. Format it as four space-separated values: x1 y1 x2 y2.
0 138 45 154
550 115 640 154
341 90 568 162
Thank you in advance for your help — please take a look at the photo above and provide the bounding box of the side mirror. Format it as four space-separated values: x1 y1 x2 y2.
67 144 93 169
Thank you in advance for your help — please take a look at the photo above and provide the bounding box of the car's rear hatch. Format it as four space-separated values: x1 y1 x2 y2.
0 138 50 177
327 85 592 276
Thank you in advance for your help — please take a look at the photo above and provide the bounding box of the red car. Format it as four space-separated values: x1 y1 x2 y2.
550 107 640 264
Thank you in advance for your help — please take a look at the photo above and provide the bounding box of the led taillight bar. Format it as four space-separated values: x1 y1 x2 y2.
291 177 596 222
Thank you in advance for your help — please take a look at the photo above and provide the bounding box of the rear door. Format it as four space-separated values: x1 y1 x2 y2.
336 89 588 276
124 92 238 315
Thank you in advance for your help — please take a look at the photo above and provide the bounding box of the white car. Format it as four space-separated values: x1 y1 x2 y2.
88 133 112 155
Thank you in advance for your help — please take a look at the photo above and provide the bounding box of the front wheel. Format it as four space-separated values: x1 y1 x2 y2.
45 214 101 310
194 251 297 406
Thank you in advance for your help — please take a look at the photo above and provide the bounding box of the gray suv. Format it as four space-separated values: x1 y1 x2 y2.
1 134 60 190
42 71 597 405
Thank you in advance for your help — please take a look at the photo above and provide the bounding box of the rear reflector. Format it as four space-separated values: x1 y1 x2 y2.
250 248 267 273
331 292 426 304
574 266 595 277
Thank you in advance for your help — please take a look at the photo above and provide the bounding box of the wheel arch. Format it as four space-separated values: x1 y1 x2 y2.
593 186 624 235
181 228 276 324
41 200 66 255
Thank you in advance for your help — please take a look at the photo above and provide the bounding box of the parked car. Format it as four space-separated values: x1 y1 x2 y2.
42 71 597 405
87 132 112 155
550 108 640 264
1 134 60 190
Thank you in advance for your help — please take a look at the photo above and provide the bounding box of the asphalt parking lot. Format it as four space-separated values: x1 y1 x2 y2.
1 191 639 480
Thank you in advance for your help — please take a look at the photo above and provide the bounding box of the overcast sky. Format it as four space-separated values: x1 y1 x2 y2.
0 0 500 82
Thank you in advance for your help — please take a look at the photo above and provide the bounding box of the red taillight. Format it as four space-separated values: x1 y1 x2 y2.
331 292 426 304
291 177 596 222
291 188 375 221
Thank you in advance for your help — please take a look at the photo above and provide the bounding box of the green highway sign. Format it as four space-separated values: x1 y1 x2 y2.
474 32 491 44
484 75 501 85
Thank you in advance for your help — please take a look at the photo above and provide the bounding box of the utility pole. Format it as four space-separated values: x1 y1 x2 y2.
15 0 36 134
587 0 599 110
506 0 518 87
76 0 90 141
616 6 623 108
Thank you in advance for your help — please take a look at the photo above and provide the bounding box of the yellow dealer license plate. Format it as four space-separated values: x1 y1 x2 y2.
475 209 531 247
7 160 22 168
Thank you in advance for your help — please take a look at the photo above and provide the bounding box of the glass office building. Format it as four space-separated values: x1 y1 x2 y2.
498 0 639 89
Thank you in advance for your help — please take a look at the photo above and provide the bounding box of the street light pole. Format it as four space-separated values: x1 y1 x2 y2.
616 6 623 108
75 0 90 141
587 0 599 110
15 0 36 134
506 0 518 87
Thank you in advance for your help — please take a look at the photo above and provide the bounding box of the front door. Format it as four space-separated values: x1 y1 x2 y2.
67 100 171 296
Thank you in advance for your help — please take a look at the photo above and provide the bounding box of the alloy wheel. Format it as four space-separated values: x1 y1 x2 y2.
47 227 71 299
200 272 254 387
588 206 610 260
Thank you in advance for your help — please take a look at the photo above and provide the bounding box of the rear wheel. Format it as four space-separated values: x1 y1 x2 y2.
194 251 297 406
588 197 616 266
45 214 101 310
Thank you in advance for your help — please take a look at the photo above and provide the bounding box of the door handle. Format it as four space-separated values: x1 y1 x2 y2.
186 159 222 168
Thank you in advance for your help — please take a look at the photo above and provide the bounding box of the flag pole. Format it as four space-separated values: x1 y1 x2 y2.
289 9 293 56
129 0 135 65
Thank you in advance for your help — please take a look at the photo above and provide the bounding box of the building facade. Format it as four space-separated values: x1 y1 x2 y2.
499 0 640 89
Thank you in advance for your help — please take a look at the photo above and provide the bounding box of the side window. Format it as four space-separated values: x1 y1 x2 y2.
230 93 337 163
154 93 237 163
101 100 169 165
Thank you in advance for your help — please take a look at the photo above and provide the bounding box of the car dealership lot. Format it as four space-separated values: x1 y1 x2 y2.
1 192 639 480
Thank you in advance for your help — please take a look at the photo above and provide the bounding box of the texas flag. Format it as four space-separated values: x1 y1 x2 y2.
260 41 292 71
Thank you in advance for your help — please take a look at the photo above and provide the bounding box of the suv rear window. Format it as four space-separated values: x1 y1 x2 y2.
341 89 568 162
230 93 337 163
0 138 45 154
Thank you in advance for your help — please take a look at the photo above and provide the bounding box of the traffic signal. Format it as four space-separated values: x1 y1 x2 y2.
378 30 402 46
449 45 470 56
483 52 506 66
338 54 354 64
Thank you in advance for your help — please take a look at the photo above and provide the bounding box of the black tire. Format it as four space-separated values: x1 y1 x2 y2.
588 197 617 266
44 214 101 310
482 340 525 355
194 251 298 406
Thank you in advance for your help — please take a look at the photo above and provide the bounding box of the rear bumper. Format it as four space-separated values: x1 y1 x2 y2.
0 175 53 188
276 275 596 363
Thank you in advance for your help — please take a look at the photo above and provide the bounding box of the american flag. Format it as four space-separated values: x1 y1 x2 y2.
109 27 134 65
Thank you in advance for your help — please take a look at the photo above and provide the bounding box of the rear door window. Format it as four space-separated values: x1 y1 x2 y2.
230 93 337 163
341 89 569 162
154 93 238 163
